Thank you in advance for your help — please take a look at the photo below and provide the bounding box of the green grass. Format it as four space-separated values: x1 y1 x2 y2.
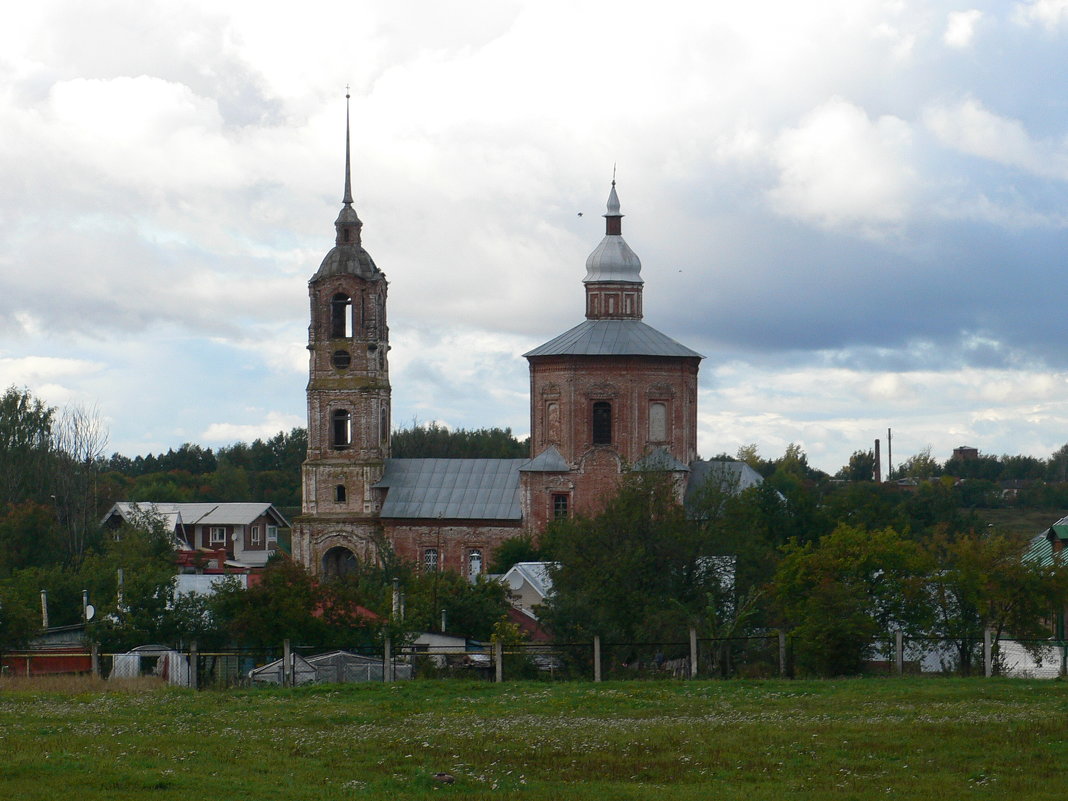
1 677 1067 799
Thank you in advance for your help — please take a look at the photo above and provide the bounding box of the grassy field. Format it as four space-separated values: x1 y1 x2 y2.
1 676 1067 800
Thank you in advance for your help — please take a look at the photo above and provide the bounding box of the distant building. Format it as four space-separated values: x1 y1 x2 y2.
952 445 979 461
101 501 289 569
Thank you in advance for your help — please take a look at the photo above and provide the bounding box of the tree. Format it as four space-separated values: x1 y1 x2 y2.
774 524 932 676
925 530 1068 674
838 449 876 482
0 585 38 657
541 471 731 648
893 446 940 480
0 386 54 506
488 534 549 574
390 421 528 458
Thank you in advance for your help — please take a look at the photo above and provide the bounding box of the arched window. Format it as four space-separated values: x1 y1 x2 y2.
649 402 667 442
332 409 351 449
322 546 357 579
592 401 612 445
468 549 483 580
331 293 352 338
334 484 347 503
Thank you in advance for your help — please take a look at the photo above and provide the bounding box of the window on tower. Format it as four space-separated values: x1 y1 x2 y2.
332 409 351 449
331 350 351 369
592 401 612 444
331 293 352 338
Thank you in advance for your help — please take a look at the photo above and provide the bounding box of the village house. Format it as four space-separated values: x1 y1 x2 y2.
101 501 290 569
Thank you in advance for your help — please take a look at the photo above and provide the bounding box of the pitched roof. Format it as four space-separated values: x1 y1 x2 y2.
523 319 703 359
375 458 526 520
684 460 765 510
499 561 557 600
633 447 690 472
520 445 569 472
102 502 289 528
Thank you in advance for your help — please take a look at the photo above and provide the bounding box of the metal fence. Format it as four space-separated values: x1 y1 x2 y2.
5 631 1066 686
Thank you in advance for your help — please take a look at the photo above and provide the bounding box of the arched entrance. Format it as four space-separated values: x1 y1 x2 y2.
322 546 358 579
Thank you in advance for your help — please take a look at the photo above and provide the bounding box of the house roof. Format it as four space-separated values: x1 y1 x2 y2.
633 447 690 472
500 561 557 600
684 460 765 510
523 319 703 359
375 458 526 520
102 502 290 529
1026 532 1056 567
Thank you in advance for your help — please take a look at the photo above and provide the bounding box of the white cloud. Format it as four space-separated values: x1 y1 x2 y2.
201 411 304 445
769 97 916 228
944 10 983 47
924 97 1068 178
1014 0 1068 29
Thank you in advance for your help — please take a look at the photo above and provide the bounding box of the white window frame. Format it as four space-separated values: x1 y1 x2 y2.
209 526 226 545
251 525 261 545
266 525 278 544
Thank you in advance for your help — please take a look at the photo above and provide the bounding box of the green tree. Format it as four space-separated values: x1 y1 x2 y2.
774 524 932 676
838 449 876 482
0 585 39 657
925 530 1068 674
0 386 54 507
488 533 549 574
541 471 731 647
893 446 941 479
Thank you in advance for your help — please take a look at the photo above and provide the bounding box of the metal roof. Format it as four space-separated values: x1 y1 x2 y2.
103 502 289 528
375 458 526 520
523 319 703 359
683 460 765 510
520 445 569 472
633 447 690 472
500 561 558 600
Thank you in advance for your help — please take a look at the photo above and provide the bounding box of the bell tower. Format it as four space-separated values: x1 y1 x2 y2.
294 94 391 576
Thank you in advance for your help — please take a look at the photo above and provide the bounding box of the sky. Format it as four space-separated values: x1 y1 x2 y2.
4 0 1068 475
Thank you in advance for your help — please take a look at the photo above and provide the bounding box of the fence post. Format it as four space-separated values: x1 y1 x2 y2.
689 627 698 678
895 630 903 676
593 635 602 682
983 628 993 678
383 635 392 683
91 642 100 678
189 641 198 690
282 639 291 687
494 640 503 683
778 630 787 678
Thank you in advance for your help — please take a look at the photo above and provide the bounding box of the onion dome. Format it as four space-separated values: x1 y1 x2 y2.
583 181 642 284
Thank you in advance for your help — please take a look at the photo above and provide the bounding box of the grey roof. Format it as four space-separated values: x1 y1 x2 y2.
375 458 526 520
500 561 558 600
633 447 690 472
520 445 569 472
684 460 765 510
103 502 289 528
524 319 703 359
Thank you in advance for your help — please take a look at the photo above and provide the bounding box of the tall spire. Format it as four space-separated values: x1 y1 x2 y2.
343 87 353 207
332 88 363 247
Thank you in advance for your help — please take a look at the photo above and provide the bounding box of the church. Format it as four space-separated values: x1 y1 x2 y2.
292 109 761 579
